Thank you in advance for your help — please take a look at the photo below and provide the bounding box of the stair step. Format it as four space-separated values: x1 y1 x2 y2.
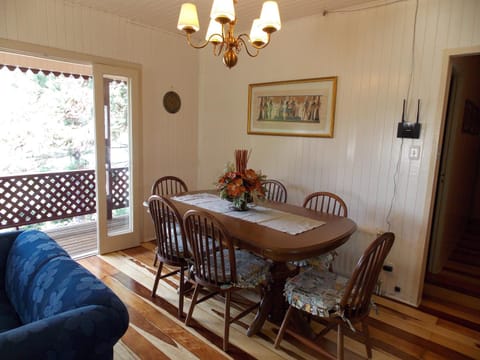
450 248 480 267
445 260 480 277
425 270 480 297
457 235 480 251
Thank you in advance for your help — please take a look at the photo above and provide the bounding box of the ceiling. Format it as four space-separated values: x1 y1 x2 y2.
65 0 378 35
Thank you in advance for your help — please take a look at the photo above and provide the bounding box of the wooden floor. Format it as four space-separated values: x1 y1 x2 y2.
78 242 480 360
45 216 129 259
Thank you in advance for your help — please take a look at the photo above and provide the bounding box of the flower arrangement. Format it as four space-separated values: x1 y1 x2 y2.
216 150 266 210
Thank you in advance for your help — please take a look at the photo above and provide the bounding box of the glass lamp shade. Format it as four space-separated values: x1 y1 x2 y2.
177 3 200 32
210 0 235 24
205 19 223 43
249 19 268 47
260 1 281 33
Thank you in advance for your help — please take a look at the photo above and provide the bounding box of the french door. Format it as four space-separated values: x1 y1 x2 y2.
93 64 141 253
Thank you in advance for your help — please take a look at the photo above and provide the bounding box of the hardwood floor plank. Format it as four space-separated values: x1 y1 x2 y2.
76 244 480 360
122 246 158 271
422 284 480 311
367 317 475 360
96 262 232 359
79 254 120 277
108 267 261 359
121 324 172 360
420 297 480 332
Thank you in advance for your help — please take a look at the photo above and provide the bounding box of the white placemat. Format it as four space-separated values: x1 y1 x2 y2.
173 193 325 235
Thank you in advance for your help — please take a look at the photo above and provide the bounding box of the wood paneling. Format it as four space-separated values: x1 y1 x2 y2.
196 0 480 305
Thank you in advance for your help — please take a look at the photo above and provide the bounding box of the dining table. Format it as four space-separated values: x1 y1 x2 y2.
168 190 357 336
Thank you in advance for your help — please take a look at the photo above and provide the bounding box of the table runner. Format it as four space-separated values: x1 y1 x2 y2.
172 193 325 235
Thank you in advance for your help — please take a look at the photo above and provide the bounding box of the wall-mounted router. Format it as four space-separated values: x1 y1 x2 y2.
397 99 421 139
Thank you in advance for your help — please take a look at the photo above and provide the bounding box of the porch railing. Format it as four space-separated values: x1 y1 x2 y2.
0 168 129 230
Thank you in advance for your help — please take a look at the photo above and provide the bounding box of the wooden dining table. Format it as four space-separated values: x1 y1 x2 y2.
169 191 357 336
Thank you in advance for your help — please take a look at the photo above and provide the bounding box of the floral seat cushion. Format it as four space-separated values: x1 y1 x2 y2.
157 223 189 258
291 251 338 271
284 267 348 317
159 232 186 255
204 249 271 289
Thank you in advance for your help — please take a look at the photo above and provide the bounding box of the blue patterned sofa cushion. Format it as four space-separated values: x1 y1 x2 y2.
0 230 129 359
5 230 69 319
23 256 125 323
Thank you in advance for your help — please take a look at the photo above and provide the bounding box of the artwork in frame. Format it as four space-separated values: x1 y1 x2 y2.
247 77 337 138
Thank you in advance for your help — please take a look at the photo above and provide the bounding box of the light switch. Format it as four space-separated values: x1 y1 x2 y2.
409 145 421 160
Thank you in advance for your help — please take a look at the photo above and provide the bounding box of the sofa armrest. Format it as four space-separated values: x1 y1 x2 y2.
0 304 129 360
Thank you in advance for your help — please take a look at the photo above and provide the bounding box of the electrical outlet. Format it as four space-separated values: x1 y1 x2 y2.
382 262 394 272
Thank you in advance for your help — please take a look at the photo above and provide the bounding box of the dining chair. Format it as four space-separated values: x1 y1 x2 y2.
261 179 287 203
151 176 188 266
183 209 271 351
300 191 348 271
274 232 395 360
302 191 348 217
148 195 191 319
151 175 188 196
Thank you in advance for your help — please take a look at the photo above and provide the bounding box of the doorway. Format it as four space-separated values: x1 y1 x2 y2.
427 53 480 296
0 49 141 257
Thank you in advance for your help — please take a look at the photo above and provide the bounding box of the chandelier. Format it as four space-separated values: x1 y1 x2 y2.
177 0 281 68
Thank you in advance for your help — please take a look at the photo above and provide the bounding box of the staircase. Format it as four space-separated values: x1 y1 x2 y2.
425 218 480 298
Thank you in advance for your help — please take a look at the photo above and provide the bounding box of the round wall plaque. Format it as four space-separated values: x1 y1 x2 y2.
163 91 181 114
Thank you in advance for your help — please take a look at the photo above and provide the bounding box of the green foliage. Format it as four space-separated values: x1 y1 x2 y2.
0 68 96 174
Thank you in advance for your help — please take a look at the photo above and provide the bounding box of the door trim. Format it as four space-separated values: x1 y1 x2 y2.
418 45 480 304
93 64 143 254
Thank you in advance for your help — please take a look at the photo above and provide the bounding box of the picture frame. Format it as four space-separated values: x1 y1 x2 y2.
247 77 337 138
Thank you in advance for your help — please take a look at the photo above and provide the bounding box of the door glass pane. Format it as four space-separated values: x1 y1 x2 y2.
104 75 131 235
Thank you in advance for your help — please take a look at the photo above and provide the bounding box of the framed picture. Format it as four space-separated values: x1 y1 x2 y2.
247 77 337 138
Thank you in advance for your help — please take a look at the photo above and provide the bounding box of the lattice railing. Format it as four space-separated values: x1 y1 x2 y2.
0 168 129 229
111 167 129 210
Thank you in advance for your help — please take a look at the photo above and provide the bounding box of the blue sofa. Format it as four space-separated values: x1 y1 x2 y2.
0 230 129 359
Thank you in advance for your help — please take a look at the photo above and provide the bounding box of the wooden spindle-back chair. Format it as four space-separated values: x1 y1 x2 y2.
302 191 348 217
150 176 188 266
274 232 395 359
262 179 288 203
151 175 188 196
148 195 191 318
183 209 271 351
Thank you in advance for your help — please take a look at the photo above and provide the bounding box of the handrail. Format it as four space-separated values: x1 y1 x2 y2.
0 168 129 229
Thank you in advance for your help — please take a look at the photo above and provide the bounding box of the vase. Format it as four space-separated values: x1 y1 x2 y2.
231 198 249 211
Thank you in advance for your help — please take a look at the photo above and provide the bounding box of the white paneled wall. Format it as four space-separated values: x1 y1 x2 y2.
0 0 199 240
197 0 480 305
1 0 479 305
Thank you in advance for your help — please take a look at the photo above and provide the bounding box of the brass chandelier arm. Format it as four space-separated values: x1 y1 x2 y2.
237 33 272 58
237 36 259 57
186 32 232 50
212 41 225 57
185 33 211 49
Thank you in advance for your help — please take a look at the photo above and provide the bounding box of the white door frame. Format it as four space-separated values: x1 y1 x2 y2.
93 64 142 254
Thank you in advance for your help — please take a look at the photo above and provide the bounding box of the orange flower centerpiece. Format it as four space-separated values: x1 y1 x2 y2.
216 150 266 211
